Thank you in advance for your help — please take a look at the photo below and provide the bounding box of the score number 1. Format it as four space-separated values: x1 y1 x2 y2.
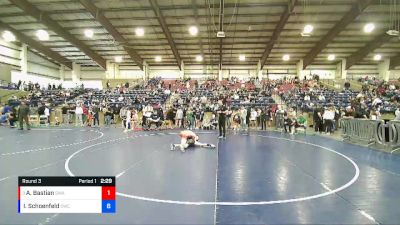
101 186 116 213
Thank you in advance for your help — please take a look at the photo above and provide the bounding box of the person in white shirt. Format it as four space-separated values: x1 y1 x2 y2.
240 107 247 131
118 95 124 102
164 89 171 95
175 108 184 128
250 108 258 127
304 94 311 101
395 108 400 121
142 104 153 128
124 108 131 133
318 94 325 102
75 104 83 126
371 96 382 107
44 106 50 123
323 106 335 134
201 96 207 104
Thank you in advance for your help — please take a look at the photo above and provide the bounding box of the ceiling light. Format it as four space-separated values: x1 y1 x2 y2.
301 24 313 37
114 56 122 63
189 26 198 36
155 56 162 62
2 30 15 42
135 27 144 37
363 23 375 33
373 54 382 61
195 55 203 62
36 30 49 41
84 29 94 38
327 54 335 61
303 24 314 33
239 55 246 61
282 54 290 61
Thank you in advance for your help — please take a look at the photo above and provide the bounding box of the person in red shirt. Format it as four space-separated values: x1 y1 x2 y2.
82 105 89 126
170 130 216 152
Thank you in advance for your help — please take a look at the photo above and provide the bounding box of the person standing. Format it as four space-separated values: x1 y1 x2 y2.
92 104 100 127
186 108 195 130
260 108 267 130
240 106 247 131
395 107 400 121
175 108 183 128
313 105 323 133
75 104 83 126
82 105 88 126
323 106 335 135
217 103 227 138
61 104 69 124
131 109 139 130
124 107 131 133
18 101 30 130
44 105 50 124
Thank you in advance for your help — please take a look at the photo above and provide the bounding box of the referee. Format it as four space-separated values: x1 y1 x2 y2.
217 102 227 139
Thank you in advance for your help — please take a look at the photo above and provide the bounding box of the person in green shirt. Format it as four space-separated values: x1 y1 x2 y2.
295 112 307 133
186 108 195 130
18 100 30 130
298 115 306 125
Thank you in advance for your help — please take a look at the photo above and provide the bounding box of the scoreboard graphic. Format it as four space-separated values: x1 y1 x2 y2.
18 176 116 213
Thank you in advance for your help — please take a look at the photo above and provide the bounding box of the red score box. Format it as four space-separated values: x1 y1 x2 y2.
101 186 116 200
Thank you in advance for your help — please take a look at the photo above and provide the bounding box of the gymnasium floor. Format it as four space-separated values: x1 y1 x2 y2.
1 127 400 225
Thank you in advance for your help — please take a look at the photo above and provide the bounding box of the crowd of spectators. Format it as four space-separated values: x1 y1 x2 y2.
1 76 400 136
277 76 400 135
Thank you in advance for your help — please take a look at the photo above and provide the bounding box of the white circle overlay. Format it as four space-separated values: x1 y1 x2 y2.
65 132 360 206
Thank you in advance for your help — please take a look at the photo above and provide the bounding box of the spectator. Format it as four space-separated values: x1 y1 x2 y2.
284 107 296 134
395 107 400 121
295 112 307 132
75 104 83 126
104 108 113 126
240 106 247 131
131 109 139 130
186 108 195 130
18 101 30 130
124 107 131 132
250 108 257 127
342 106 355 118
61 104 69 124
260 108 267 130
323 106 335 135
313 105 323 133
92 104 100 127
44 105 50 123
175 108 183 128
148 109 162 130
